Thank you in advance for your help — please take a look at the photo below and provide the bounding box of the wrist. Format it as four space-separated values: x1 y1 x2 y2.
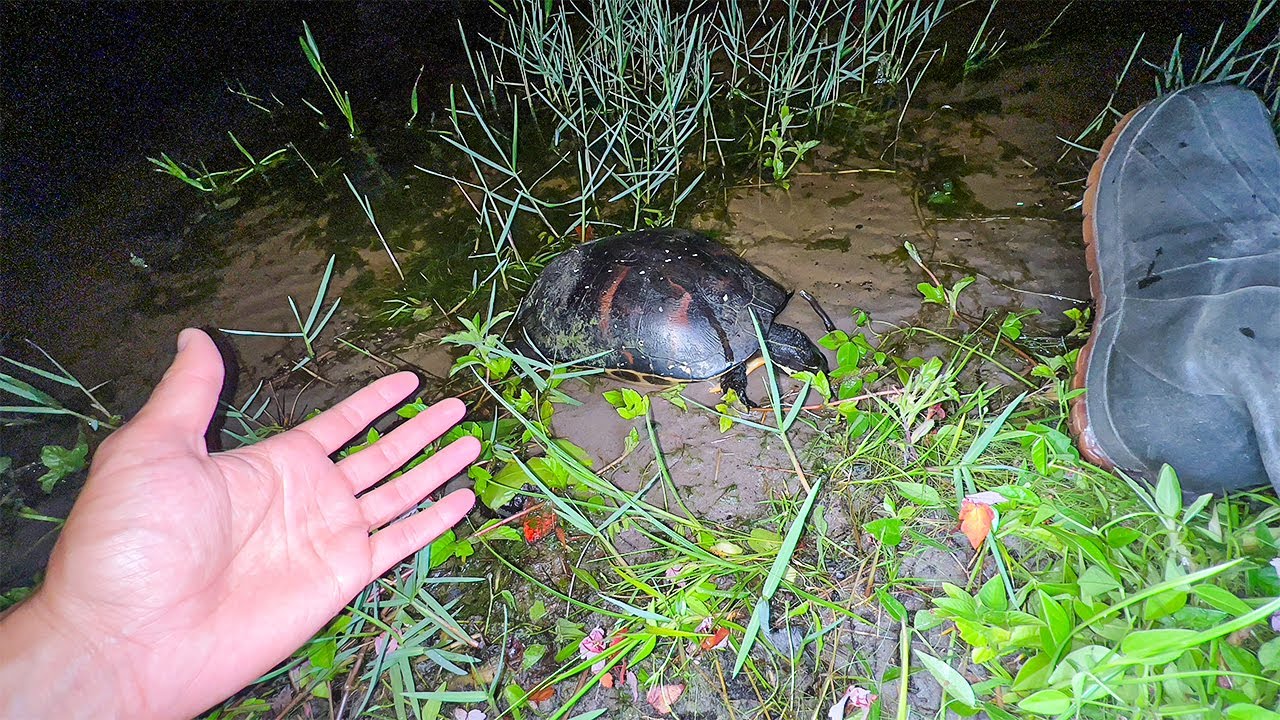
0 590 150 719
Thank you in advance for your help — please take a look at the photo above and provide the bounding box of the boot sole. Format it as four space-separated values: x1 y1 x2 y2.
1069 104 1144 471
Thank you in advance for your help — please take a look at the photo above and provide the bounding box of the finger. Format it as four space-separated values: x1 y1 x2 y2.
369 489 476 578
293 372 421 454
338 397 470 493
359 435 481 528
132 329 225 450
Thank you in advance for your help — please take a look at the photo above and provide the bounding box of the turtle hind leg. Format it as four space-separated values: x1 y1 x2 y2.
766 323 828 374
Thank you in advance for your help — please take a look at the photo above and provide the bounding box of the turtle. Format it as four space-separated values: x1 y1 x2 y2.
514 228 831 407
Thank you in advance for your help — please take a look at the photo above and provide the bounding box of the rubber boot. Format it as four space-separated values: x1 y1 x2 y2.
1071 82 1280 495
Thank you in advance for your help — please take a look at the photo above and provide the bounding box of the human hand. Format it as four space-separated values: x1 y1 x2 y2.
0 328 480 719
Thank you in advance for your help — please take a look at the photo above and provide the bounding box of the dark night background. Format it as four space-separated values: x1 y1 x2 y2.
0 1 500 335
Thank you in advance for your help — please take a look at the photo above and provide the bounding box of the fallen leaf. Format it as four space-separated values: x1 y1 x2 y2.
528 687 555 703
700 626 730 651
646 684 685 715
959 500 995 549
958 491 1008 549
966 491 1009 506
523 508 558 543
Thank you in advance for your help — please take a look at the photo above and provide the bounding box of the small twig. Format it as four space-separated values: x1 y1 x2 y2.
334 641 370 720
793 167 898 176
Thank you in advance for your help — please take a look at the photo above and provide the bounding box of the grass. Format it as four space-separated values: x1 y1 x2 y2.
416 0 952 289
7 2 1280 718
1064 0 1280 156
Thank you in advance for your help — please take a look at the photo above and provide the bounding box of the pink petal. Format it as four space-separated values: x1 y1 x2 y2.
964 491 1008 507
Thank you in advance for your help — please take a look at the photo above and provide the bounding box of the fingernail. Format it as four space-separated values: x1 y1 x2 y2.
177 328 194 352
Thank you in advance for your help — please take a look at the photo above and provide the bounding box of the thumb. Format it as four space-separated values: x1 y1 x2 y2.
132 328 226 447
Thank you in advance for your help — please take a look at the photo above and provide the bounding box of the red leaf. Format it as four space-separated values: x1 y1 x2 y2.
959 499 995 549
528 686 555 703
700 626 730 651
646 684 685 715
522 509 558 543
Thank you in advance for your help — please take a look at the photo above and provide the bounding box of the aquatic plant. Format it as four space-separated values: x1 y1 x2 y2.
422 0 953 273
300 20 357 137
344 174 405 281
218 254 342 369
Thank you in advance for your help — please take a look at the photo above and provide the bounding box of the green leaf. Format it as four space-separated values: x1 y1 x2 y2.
480 463 526 509
820 330 850 350
747 528 783 554
1037 591 1071 652
522 643 547 670
1011 653 1053 691
893 481 942 507
603 387 649 419
877 588 908 623
1193 585 1252 616
659 385 688 410
529 600 548 623
917 282 946 304
977 576 1008 612
1226 705 1280 720
38 432 89 493
1120 628 1199 661
1142 588 1188 623
999 313 1023 341
1154 464 1183 517
427 530 458 569
1258 637 1280 670
865 517 904 547
0 457 10 476
1018 689 1072 714
916 650 977 706
1078 566 1121 601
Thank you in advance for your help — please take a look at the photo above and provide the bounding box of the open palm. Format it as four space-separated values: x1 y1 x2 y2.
32 329 479 719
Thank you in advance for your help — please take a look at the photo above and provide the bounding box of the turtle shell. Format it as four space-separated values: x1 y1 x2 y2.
515 228 790 381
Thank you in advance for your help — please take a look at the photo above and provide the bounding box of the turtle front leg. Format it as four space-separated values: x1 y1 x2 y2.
717 364 760 409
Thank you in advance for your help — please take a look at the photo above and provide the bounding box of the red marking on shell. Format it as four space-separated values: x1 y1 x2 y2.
671 291 693 326
599 266 631 335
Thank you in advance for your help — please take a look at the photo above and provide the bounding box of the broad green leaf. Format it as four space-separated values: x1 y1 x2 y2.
916 650 977 706
522 643 547 670
977 576 1008 612
893 481 942 507
747 528 783 554
1120 628 1199 661
1154 464 1183 517
865 517 904 547
38 432 89 493
1193 585 1252 616
1226 704 1280 720
1018 689 1072 715
1259 637 1280 670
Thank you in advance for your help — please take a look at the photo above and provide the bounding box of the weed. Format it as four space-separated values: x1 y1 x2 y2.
218 255 342 369
299 21 357 137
